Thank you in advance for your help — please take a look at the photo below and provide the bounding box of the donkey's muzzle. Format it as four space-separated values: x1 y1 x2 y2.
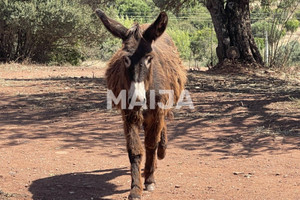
128 81 146 109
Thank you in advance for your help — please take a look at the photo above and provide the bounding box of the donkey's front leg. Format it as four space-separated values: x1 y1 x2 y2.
123 112 144 200
143 115 165 192
128 148 143 200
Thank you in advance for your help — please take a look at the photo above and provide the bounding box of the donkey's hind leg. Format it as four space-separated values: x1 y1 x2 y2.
143 112 165 191
157 124 167 160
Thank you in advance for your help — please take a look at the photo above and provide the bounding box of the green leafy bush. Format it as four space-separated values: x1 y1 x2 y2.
167 28 191 60
272 40 300 67
252 20 286 44
49 47 84 66
115 0 157 19
190 27 216 62
97 35 121 61
285 19 300 33
254 37 265 51
295 10 300 21
286 41 300 65
0 0 102 64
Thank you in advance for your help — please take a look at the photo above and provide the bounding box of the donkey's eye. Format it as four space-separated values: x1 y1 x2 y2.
145 55 153 69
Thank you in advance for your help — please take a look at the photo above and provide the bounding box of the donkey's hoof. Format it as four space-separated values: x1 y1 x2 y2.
128 188 141 200
128 194 141 200
145 183 155 191
157 146 166 160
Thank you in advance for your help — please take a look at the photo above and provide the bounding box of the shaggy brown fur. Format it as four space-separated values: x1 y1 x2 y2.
96 9 186 200
106 24 186 111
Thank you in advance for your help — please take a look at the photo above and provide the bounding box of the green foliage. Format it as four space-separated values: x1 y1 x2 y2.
97 35 121 61
254 37 265 52
167 28 191 60
249 2 300 68
0 0 216 65
289 41 300 65
295 10 300 21
164 2 214 62
252 20 286 44
0 0 102 64
152 0 204 12
49 47 84 66
190 27 216 62
6 0 296 68
117 15 137 28
277 0 299 9
285 19 300 33
115 0 157 19
250 5 272 24
274 40 300 67
251 21 268 38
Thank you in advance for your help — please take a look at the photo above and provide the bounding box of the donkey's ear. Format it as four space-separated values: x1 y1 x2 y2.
95 9 128 40
143 11 168 42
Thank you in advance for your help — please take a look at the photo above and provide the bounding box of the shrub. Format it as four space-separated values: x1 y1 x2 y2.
0 0 102 64
252 21 286 41
295 10 300 21
273 40 300 67
167 28 191 60
254 37 265 52
49 47 84 66
285 19 300 33
286 40 300 65
190 27 217 62
97 35 121 61
115 0 157 19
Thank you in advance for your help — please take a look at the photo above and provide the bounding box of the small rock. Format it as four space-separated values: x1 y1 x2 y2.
233 172 243 175
244 174 252 178
9 171 16 177
275 136 284 140
175 185 180 188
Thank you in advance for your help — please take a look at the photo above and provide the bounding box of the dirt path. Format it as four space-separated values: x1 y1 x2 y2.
0 63 299 200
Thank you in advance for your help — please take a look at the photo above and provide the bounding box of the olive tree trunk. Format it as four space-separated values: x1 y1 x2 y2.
206 0 263 66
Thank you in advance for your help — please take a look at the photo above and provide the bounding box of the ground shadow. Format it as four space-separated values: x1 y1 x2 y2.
1 71 299 156
0 77 108 125
29 168 129 200
169 71 300 157
0 76 126 150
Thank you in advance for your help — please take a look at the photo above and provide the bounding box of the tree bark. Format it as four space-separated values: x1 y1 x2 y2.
206 0 263 66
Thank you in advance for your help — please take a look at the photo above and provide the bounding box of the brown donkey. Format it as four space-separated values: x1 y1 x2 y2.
96 9 186 200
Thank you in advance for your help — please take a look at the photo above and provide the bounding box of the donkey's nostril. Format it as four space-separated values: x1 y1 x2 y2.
128 98 132 103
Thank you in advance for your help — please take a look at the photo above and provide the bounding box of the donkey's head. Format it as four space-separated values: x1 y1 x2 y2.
96 9 168 106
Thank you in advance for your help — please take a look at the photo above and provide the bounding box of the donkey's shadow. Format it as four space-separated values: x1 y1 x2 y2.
29 168 129 200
